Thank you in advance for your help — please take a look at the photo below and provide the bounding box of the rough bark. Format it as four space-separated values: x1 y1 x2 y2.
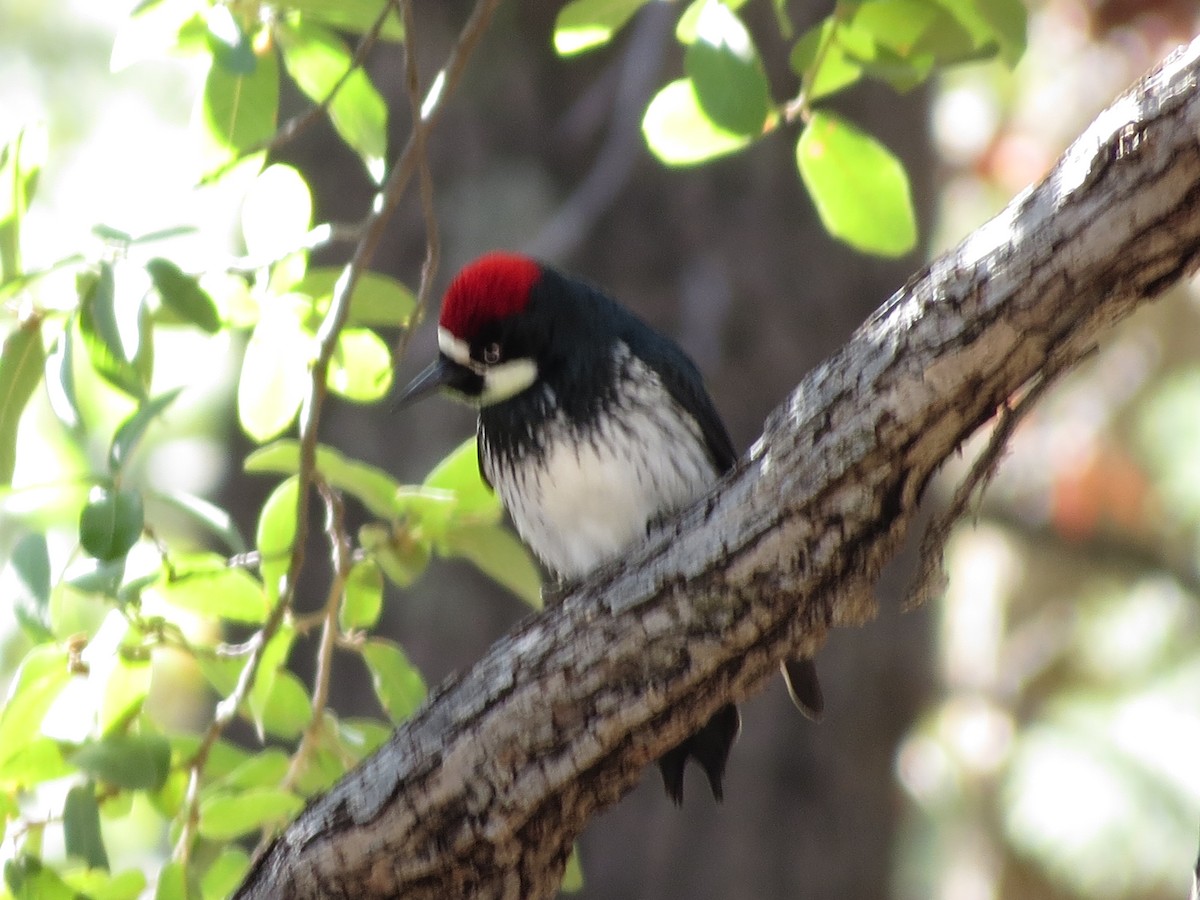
236 36 1200 900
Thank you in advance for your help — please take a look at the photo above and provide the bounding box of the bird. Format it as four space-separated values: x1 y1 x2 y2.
396 251 822 803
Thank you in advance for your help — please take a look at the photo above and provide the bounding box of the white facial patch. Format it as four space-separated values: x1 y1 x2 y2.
438 327 471 366
438 326 536 405
480 358 538 405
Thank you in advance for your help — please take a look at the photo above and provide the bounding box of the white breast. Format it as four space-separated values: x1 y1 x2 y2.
482 354 718 580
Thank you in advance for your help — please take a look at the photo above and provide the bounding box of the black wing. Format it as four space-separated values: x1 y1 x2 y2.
625 322 737 476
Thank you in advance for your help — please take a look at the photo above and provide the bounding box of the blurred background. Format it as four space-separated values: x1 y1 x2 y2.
3 0 1200 897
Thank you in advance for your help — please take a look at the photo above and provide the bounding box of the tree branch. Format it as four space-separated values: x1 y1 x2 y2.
235 36 1200 900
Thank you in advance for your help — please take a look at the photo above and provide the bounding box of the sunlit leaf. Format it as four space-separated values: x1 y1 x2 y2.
195 47 279 174
147 488 246 552
291 267 416 327
71 733 171 791
11 533 52 640
0 315 45 485
642 78 754 166
45 318 83 431
212 749 290 791
275 0 405 42
199 848 250 899
108 388 182 474
276 21 388 183
153 861 186 900
789 20 862 102
361 638 426 723
198 788 303 840
0 123 46 283
257 476 299 601
675 0 750 44
684 0 773 135
149 552 268 623
553 0 648 55
63 784 109 871
422 437 495 517
206 4 256 74
0 647 72 784
245 440 403 519
441 524 542 608
359 522 429 588
77 264 146 399
341 559 383 630
796 111 917 257
99 656 151 737
327 327 392 402
255 669 310 740
79 487 144 562
237 303 310 442
242 164 313 262
146 258 220 332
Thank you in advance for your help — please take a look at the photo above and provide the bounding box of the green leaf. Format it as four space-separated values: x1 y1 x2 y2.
150 552 268 623
255 669 310 740
561 843 584 892
642 78 754 166
99 656 151 737
77 264 147 399
359 522 429 588
63 784 109 870
71 733 171 791
245 440 403 519
45 318 83 431
0 647 72 784
422 436 500 522
147 488 246 553
789 20 862 102
360 638 426 723
237 303 310 442
441 524 542 608
146 258 220 332
11 533 52 640
257 476 299 600
796 111 917 257
80 487 144 561
291 267 416 327
153 861 186 900
341 559 383 630
4 854 77 900
108 388 182 474
0 123 46 284
195 46 279 174
327 327 392 402
212 749 290 791
61 867 146 900
199 848 250 900
684 0 774 136
276 21 389 184
934 0 1025 65
553 0 648 55
206 4 256 74
198 788 303 840
0 315 45 485
276 0 405 42
241 164 312 262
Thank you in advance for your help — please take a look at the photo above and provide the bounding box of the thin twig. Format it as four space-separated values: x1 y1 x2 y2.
279 481 351 796
201 3 399 184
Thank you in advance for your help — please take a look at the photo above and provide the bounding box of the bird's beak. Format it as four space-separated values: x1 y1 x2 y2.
394 355 479 408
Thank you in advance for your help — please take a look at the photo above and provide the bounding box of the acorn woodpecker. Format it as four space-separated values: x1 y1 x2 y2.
397 251 822 803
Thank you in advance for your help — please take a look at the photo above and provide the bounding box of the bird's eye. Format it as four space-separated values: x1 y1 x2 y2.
483 343 502 364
